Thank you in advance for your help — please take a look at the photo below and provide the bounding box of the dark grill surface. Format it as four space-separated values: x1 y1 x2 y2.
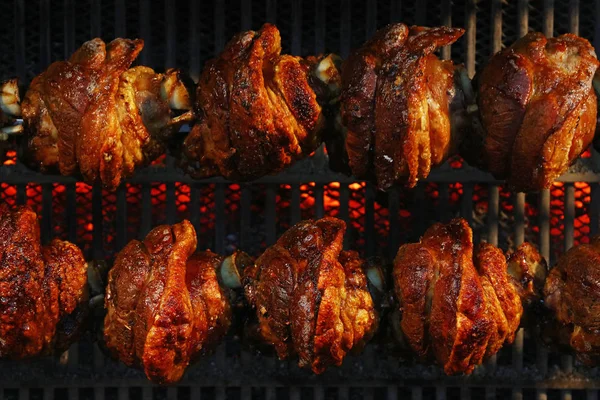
2 0 600 399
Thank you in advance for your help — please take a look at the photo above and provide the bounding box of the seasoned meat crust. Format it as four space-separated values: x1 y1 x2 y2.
104 220 231 384
182 23 339 181
544 237 600 365
242 217 378 373
467 32 599 192
393 218 545 375
0 205 87 359
22 38 192 190
339 23 466 190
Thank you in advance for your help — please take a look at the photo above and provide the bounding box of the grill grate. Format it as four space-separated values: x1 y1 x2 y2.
2 0 600 399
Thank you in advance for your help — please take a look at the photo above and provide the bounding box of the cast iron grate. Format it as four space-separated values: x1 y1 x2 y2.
2 0 600 399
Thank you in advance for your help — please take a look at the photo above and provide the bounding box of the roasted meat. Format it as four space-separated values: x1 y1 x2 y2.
0 205 88 359
544 237 600 365
465 32 599 192
337 23 468 190
182 23 341 181
104 220 234 384
22 38 193 190
242 217 378 373
392 218 546 375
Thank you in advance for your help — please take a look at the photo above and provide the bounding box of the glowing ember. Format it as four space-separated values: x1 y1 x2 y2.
300 183 316 213
1 183 16 206
581 149 592 158
3 150 16 166
449 156 464 169
0 144 593 259
150 154 167 166
176 183 191 213
324 183 341 216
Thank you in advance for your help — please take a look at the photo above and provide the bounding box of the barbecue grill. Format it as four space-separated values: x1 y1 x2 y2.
1 0 600 399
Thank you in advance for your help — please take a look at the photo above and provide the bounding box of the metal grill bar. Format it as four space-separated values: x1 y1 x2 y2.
3 162 600 185
562 183 576 395
190 184 200 242
592 184 600 237
439 183 450 222
314 184 324 218
465 0 476 76
365 183 375 257
544 0 555 36
139 0 150 66
2 1 600 399
115 0 125 38
190 0 201 81
165 182 176 225
441 0 452 60
537 188 551 387
140 184 152 238
240 184 251 249
67 183 77 242
291 184 301 225
413 184 426 238
265 184 277 246
513 191 526 400
387 186 400 259
487 185 499 246
340 184 350 249
165 1 176 68
518 0 529 36
115 186 126 249
461 183 474 226
340 0 350 58
214 183 225 254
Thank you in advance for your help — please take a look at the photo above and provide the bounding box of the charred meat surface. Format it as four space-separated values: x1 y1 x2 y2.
104 220 231 384
544 237 600 365
242 217 378 374
392 218 546 375
466 32 599 192
182 23 340 181
22 38 192 190
0 205 88 359
338 23 467 190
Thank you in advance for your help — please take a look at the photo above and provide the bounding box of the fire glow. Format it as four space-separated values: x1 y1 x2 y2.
0 148 595 260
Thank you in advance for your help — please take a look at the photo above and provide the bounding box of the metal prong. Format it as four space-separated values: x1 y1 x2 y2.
457 65 476 110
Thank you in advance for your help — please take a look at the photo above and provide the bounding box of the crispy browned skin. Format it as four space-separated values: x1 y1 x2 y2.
393 218 545 375
104 220 231 384
340 24 466 190
243 217 377 373
471 33 599 192
544 237 600 365
0 205 87 359
23 38 192 190
183 23 336 181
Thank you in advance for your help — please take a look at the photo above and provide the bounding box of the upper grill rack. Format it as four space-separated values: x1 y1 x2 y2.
1 1 600 400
